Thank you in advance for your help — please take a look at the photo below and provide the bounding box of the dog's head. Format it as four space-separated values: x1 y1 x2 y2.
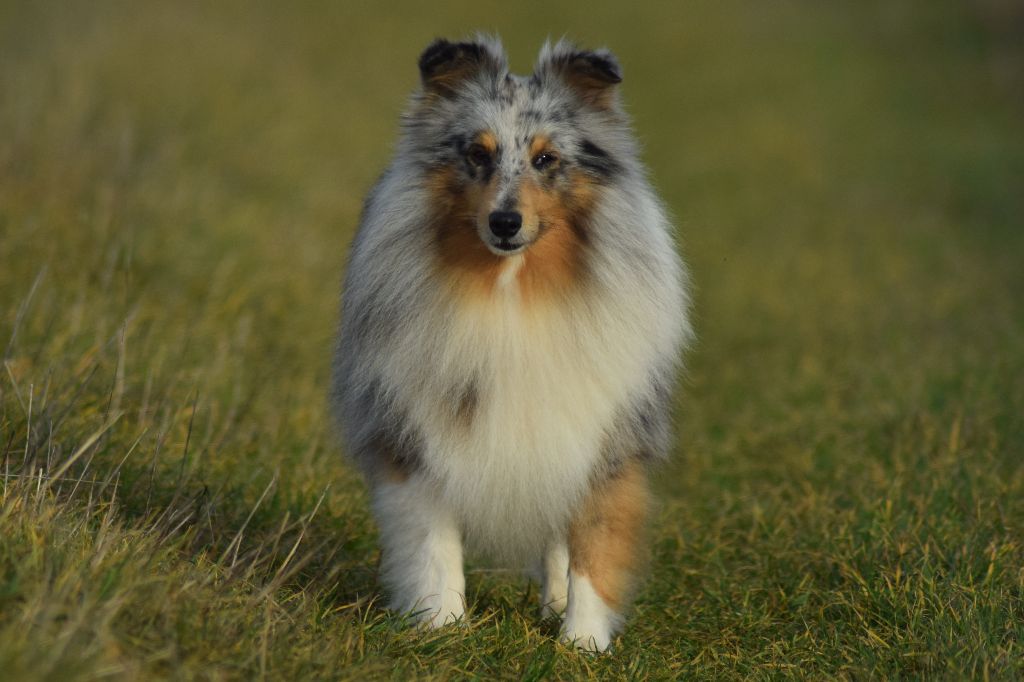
407 37 629 270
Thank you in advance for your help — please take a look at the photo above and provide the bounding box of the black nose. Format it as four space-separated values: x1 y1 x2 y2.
488 211 522 239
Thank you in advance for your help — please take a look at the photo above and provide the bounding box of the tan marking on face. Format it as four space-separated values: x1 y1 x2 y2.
529 135 553 159
474 131 498 154
427 164 503 296
568 459 650 611
516 175 582 296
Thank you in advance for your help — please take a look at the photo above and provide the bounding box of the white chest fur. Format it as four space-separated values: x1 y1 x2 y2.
373 256 667 562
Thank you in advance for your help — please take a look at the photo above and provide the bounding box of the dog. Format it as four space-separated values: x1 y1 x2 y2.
331 36 691 652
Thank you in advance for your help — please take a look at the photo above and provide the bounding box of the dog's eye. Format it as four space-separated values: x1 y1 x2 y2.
466 144 493 167
532 152 558 171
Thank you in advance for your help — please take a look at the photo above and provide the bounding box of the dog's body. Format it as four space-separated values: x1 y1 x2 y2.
332 37 691 652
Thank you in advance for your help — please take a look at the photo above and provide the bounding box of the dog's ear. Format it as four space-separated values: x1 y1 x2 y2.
418 38 505 99
535 40 622 109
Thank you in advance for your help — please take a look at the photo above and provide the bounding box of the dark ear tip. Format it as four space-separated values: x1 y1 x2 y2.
418 38 456 77
583 52 623 84
418 39 491 81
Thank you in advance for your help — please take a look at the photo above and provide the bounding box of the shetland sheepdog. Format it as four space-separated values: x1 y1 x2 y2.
332 36 691 652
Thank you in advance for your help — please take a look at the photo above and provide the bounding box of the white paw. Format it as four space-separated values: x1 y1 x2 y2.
560 573 619 653
404 589 466 627
560 617 612 653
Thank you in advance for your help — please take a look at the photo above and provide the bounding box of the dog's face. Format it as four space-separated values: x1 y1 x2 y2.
409 39 626 264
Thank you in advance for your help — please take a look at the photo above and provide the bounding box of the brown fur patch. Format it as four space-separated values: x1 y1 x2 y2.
367 430 421 484
568 459 650 611
453 380 479 428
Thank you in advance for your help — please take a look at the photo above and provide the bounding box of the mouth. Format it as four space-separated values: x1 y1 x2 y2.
486 238 528 256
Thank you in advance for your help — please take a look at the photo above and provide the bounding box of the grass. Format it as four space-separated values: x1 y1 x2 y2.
1 0 1022 678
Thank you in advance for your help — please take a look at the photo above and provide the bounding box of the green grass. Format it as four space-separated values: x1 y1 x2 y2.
1 1 1022 678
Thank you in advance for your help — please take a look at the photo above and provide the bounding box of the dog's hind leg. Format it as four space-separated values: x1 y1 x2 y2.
561 460 649 652
372 476 466 627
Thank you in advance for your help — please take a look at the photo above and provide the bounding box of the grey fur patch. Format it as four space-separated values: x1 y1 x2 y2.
354 379 425 480
599 369 676 471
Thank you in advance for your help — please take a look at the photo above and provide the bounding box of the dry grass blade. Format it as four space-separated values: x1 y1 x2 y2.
39 413 123 495
219 475 278 567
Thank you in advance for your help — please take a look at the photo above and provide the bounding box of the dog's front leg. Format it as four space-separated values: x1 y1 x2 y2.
372 476 466 626
540 540 570 617
561 460 649 652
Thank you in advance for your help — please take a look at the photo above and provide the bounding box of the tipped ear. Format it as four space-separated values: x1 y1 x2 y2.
418 38 504 99
535 42 623 109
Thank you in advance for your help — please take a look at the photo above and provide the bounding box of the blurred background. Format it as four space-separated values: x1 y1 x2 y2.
1 1 1022 678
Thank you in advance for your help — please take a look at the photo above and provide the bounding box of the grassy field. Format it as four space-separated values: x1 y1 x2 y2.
1 1 1022 679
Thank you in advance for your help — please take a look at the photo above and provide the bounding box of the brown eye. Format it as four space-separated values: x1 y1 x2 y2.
466 144 492 167
532 151 558 171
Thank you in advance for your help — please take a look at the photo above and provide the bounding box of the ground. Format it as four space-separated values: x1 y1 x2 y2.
1 1 1022 679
